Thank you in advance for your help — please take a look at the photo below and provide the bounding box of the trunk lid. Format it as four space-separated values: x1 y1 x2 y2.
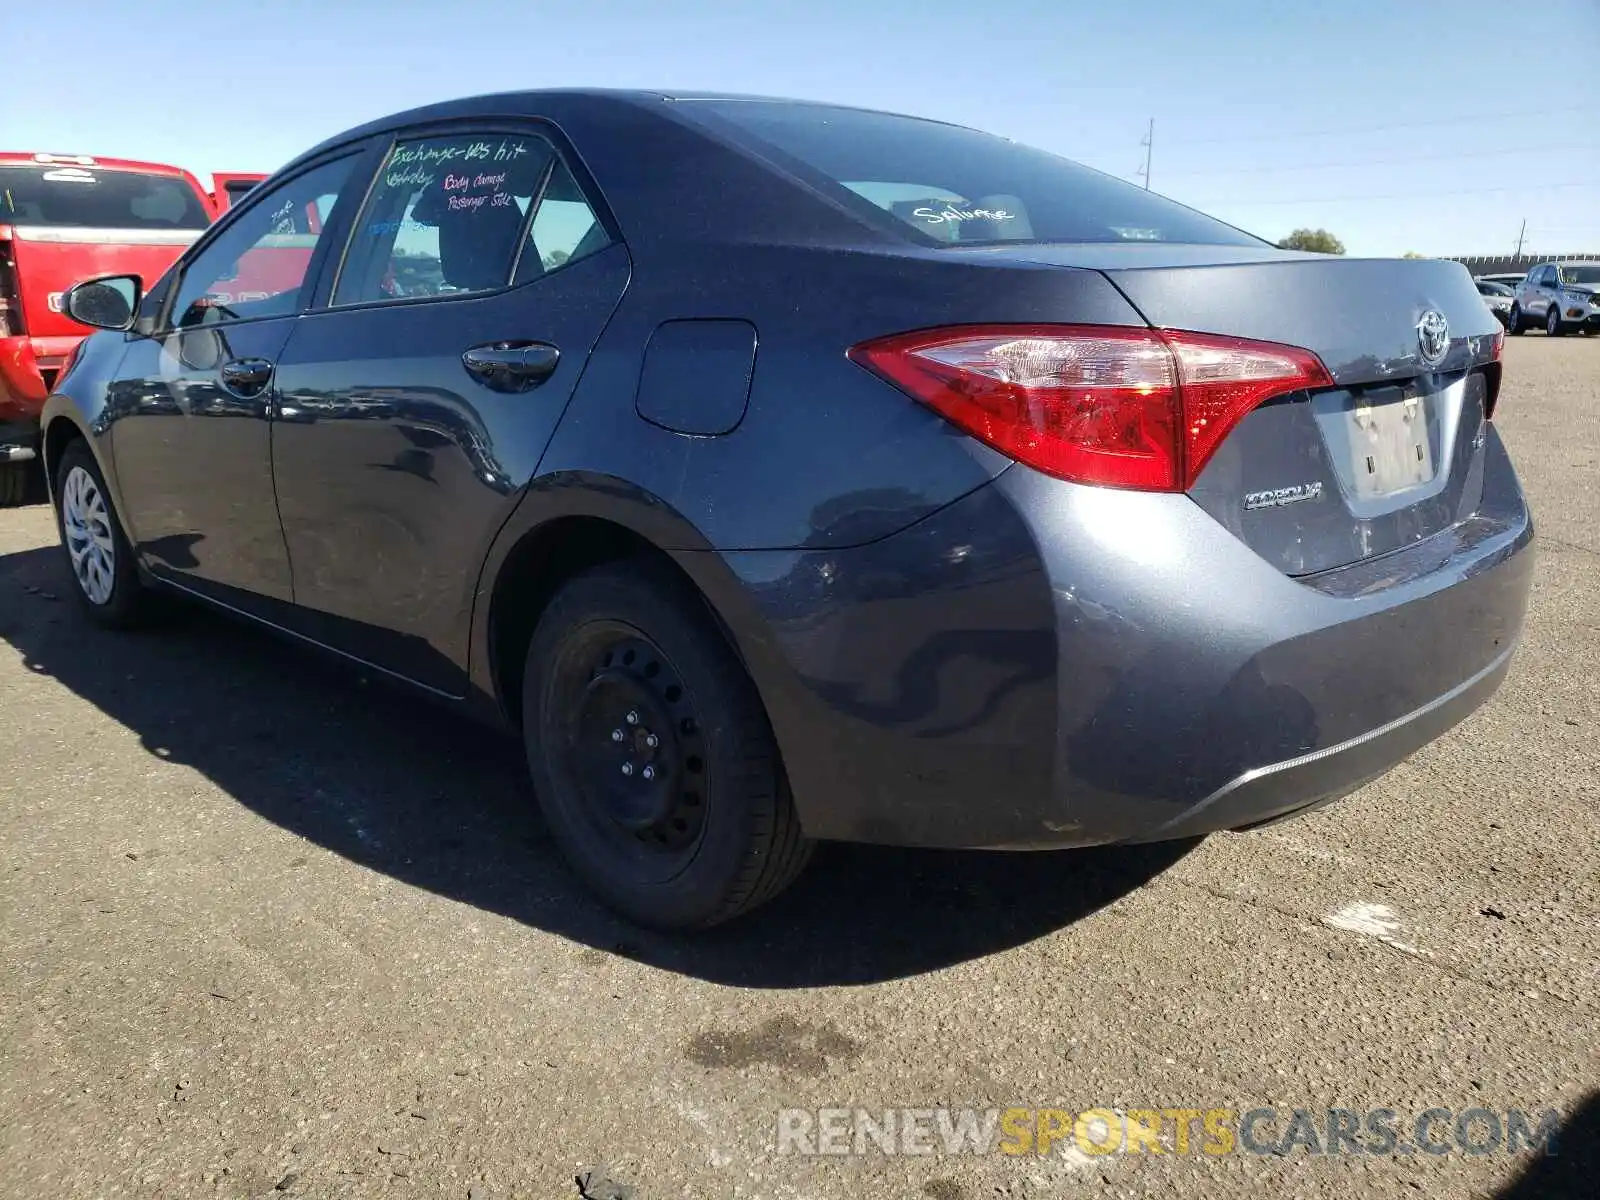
960 245 1503 575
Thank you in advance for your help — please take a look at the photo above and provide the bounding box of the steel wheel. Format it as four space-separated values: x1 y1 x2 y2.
523 560 813 928
1547 305 1565 336
550 622 710 876
61 464 117 605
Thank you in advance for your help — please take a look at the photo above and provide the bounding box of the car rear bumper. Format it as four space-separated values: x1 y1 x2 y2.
1126 641 1515 841
728 424 1533 849
0 334 79 424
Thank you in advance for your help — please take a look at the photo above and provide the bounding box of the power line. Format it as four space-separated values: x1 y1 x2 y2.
1178 105 1589 146
1182 180 1599 206
1161 141 1597 178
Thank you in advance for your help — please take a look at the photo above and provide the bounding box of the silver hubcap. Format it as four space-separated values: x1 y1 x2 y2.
61 465 116 605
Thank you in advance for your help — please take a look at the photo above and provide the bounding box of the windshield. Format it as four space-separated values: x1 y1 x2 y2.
1477 280 1513 296
0 165 210 230
681 100 1264 248
1557 265 1600 285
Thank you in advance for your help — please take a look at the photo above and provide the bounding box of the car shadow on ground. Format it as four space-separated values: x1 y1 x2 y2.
1494 1089 1600 1200
0 542 1193 987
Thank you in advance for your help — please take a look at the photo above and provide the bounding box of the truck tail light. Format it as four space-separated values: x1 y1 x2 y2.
849 324 1333 491
0 233 22 337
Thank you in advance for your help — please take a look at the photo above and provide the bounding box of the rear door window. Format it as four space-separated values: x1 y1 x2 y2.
679 100 1262 248
0 164 210 230
333 131 610 306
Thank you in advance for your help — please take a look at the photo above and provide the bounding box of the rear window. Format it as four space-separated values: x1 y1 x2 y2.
0 164 210 230
680 101 1263 248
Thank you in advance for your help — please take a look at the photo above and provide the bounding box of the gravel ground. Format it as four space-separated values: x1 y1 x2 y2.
1 335 1596 1200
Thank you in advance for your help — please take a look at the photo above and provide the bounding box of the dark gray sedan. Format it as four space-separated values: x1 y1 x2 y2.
42 91 1532 928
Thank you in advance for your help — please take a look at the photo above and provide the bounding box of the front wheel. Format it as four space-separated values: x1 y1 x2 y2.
522 559 812 929
1506 303 1526 335
53 439 160 627
1547 305 1566 337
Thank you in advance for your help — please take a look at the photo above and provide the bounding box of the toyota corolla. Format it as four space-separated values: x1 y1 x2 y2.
41 91 1533 928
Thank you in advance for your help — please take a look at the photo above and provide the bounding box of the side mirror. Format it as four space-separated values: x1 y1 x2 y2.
64 274 141 331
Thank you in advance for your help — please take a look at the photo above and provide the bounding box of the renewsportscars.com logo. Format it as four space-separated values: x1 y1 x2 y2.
776 1106 1564 1158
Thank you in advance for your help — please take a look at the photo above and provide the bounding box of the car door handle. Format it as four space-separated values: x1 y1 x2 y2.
462 341 560 393
219 357 275 397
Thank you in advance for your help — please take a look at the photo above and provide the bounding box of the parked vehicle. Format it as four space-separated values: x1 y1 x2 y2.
1476 272 1529 290
1476 278 1514 327
43 92 1532 928
211 172 268 213
0 152 212 504
1507 260 1600 335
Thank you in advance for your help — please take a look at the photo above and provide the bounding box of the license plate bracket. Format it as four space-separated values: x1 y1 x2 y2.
1345 392 1434 499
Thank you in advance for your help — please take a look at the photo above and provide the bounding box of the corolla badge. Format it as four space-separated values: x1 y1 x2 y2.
1416 309 1450 366
1244 482 1324 511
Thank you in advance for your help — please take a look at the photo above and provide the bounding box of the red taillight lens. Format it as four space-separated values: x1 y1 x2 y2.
0 237 21 338
849 324 1333 491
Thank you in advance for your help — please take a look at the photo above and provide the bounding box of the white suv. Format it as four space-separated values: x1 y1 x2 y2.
1508 261 1600 336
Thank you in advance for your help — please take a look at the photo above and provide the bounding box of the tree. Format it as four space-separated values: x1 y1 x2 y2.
1401 251 1426 259
1278 228 1346 255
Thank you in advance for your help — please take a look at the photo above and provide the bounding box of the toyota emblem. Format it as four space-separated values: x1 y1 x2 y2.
1416 309 1450 366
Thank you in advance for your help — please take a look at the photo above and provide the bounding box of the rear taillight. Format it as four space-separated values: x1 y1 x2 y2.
0 236 21 337
849 324 1333 491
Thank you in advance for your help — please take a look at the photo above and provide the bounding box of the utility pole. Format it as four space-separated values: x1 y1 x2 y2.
1139 119 1154 190
1514 218 1527 258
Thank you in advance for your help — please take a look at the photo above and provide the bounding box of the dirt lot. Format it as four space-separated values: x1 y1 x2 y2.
1 335 1596 1199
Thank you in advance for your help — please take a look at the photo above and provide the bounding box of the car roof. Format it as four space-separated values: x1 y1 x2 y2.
286 89 971 169
0 152 197 177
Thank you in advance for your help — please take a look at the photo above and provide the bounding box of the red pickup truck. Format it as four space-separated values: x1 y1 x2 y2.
211 171 267 213
0 152 214 504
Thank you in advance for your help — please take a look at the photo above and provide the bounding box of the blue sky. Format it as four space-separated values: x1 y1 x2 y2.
10 0 1598 256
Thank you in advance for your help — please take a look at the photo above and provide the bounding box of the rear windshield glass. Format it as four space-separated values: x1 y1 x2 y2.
681 101 1263 248
0 165 210 230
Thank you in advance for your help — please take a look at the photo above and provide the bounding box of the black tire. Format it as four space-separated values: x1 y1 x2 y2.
1547 304 1566 337
1506 303 1525 335
52 439 161 628
522 558 812 929
0 461 29 507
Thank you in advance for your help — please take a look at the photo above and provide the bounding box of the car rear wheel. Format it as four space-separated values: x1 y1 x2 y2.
0 462 30 507
53 440 159 628
1547 305 1566 337
1506 303 1525 335
522 559 812 929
